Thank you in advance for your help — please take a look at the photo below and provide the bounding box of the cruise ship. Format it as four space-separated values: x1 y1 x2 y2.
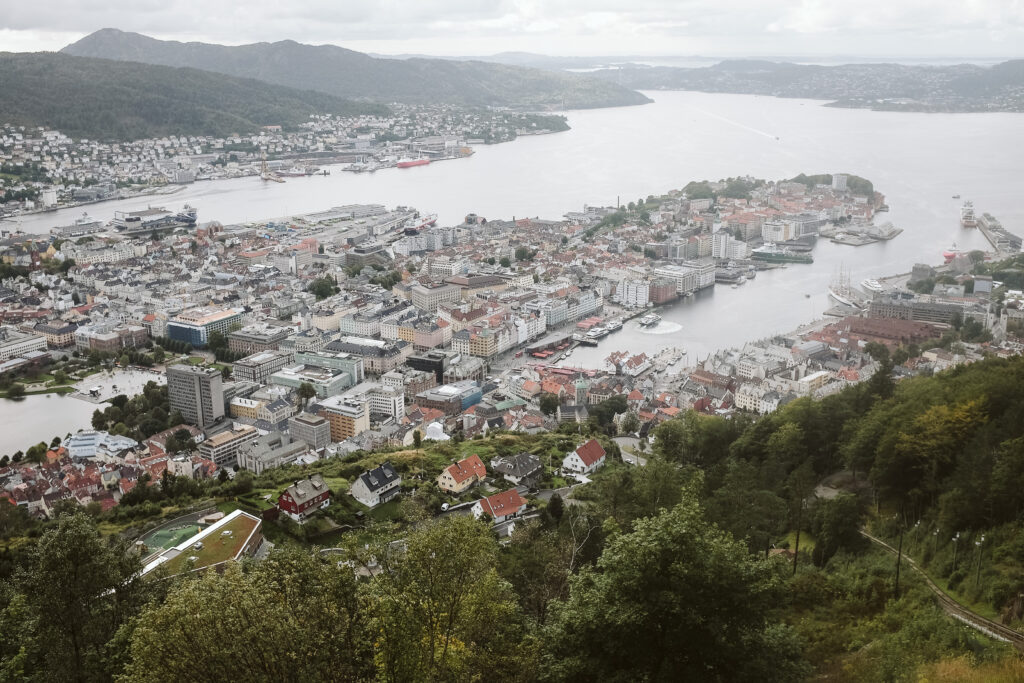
111 205 197 235
51 212 104 237
961 201 977 228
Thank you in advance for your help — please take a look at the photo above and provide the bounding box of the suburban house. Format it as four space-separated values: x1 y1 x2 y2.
491 452 544 487
277 474 331 522
561 438 607 475
472 488 527 524
350 462 402 508
436 454 487 494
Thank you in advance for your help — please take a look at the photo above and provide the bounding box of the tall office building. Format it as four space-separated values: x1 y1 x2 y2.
167 364 225 428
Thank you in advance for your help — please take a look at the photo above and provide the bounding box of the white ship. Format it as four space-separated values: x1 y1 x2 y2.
828 266 864 309
860 278 884 293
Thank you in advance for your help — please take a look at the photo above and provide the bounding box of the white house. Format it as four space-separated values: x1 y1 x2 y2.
561 438 607 475
350 462 401 508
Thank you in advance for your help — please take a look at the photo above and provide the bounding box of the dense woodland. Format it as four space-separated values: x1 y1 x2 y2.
3 354 1024 680
0 53 389 140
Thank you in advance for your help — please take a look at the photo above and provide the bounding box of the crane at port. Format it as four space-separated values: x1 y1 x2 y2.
259 149 284 183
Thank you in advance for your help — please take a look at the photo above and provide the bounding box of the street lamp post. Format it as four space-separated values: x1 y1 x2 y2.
952 532 961 572
975 535 986 588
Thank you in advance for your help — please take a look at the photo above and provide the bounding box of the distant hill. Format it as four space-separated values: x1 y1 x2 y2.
587 59 1024 112
0 52 389 141
61 29 651 110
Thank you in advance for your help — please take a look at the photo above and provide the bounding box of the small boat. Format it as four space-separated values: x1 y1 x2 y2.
952 194 961 199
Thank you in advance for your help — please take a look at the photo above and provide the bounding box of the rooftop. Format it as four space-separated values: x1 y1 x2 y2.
143 509 261 576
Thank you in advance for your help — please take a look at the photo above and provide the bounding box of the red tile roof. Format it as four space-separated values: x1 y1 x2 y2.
445 454 487 484
574 439 606 467
479 489 526 518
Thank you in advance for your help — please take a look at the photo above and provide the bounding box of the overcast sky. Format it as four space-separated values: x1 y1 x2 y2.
2 1 1024 59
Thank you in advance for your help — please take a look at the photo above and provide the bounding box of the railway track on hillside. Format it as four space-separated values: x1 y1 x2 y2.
860 530 1024 651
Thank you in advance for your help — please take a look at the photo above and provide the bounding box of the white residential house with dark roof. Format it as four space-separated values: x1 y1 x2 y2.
350 461 401 508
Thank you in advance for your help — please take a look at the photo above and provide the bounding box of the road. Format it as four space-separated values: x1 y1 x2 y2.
614 436 648 466
860 530 1024 651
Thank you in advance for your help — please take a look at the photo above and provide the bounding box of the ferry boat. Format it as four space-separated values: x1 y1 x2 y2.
408 213 437 231
396 157 431 169
111 205 197 235
586 326 609 340
943 243 964 264
750 243 814 264
860 278 884 293
638 313 662 327
278 166 320 177
606 319 623 332
961 201 977 228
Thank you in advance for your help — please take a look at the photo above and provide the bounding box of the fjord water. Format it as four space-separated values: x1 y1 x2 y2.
4 91 1023 450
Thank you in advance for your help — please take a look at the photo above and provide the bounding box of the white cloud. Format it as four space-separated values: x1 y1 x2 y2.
1 0 1023 57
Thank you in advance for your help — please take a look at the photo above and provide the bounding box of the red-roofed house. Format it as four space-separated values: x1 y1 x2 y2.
472 488 527 523
562 438 607 475
437 454 488 494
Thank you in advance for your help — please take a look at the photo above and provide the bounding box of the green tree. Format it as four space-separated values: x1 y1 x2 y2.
5 384 25 399
122 549 372 681
296 382 317 407
307 276 338 300
151 346 165 363
500 256 511 268
621 411 640 434
366 515 529 682
3 514 146 682
542 490 807 681
539 392 560 416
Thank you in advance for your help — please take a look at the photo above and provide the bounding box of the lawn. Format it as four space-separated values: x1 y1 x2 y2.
186 356 206 366
160 513 260 574
784 530 817 554
367 499 404 522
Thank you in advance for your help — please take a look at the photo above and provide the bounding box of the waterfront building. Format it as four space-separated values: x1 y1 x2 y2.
167 364 224 428
652 260 716 295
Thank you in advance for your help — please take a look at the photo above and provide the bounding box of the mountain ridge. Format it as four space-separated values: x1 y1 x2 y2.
62 29 651 110
0 51 389 140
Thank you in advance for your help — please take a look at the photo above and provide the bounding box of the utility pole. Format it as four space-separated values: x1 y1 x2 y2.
894 523 904 594
975 535 986 588
792 499 803 577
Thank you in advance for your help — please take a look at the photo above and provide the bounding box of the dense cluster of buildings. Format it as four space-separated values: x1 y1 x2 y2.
0 172 1019 523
